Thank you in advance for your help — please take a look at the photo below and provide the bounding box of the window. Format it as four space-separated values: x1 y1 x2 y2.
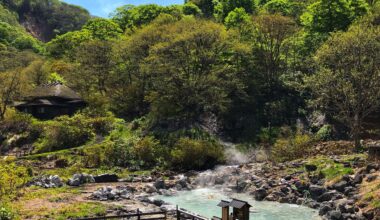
38 107 45 113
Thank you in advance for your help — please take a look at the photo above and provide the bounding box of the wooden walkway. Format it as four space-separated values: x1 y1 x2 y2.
74 206 209 220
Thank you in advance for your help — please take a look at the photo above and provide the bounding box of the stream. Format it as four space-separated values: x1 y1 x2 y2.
155 188 320 220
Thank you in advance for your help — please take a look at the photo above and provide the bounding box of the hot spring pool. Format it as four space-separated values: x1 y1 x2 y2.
155 188 320 220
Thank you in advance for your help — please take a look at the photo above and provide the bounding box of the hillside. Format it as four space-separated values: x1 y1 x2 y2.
0 0 90 42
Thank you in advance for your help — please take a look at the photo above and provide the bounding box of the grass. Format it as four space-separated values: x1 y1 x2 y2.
360 178 380 210
286 154 367 183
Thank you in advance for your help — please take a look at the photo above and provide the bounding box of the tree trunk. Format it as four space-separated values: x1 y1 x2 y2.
353 113 361 152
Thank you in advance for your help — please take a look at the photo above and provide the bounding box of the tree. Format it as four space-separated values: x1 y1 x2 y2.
214 0 256 21
82 18 123 40
186 0 214 17
74 40 114 97
142 18 239 123
301 0 369 34
307 25 380 150
112 4 168 31
224 7 250 29
183 2 203 16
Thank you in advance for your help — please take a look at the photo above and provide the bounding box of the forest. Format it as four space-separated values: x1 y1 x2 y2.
0 0 379 219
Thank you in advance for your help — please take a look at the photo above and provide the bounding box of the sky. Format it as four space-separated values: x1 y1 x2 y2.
63 0 184 18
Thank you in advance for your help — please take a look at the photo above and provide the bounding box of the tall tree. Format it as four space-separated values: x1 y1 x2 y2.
307 25 380 150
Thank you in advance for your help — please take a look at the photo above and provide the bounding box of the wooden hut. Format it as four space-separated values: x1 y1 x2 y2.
14 82 86 119
368 144 380 163
217 199 251 220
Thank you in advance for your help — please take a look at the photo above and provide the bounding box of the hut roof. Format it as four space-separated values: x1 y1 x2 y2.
217 200 230 208
26 82 82 100
229 199 251 209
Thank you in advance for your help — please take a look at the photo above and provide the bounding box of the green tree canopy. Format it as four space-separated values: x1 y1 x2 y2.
301 0 369 33
307 24 380 150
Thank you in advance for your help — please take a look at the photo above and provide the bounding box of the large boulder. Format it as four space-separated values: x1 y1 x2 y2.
154 179 166 190
67 173 95 186
253 188 268 201
94 174 119 183
332 181 347 192
309 185 327 199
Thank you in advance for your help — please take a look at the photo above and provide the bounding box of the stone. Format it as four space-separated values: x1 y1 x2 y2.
309 185 327 199
54 159 68 168
317 191 337 202
366 164 378 173
26 175 63 188
94 174 118 183
144 184 157 193
352 173 364 185
327 210 342 220
366 174 377 182
67 173 95 186
319 204 332 216
154 179 166 190
253 188 267 201
305 164 318 172
332 181 347 192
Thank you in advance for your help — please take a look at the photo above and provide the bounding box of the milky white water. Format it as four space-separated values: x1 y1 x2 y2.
155 188 320 220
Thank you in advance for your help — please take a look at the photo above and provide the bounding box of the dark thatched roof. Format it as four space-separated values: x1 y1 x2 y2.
26 82 82 100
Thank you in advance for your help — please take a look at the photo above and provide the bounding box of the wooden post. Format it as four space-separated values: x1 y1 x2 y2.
137 209 140 220
177 205 180 220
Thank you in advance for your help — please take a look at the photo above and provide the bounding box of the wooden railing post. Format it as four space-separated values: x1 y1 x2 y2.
176 205 180 220
137 208 140 220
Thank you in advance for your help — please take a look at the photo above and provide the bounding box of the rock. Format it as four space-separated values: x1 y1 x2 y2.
94 174 118 183
317 191 338 202
309 185 327 199
253 188 267 201
343 186 355 196
153 199 165 206
366 174 377 182
319 204 333 216
332 181 347 192
144 184 157 193
91 186 131 201
305 164 317 172
352 173 364 185
294 181 309 192
54 159 68 168
366 164 379 173
280 186 290 194
327 210 342 220
67 173 95 186
27 175 63 188
154 179 166 190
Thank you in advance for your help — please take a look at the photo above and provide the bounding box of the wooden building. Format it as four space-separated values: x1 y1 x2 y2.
217 199 251 220
14 82 86 119
368 144 380 163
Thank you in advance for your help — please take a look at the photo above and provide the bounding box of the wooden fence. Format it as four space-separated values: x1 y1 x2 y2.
75 209 167 220
74 206 209 220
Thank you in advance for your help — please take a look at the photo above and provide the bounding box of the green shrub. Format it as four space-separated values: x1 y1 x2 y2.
271 132 314 162
171 138 225 170
257 127 280 145
316 124 333 141
34 115 95 153
0 206 13 220
0 161 30 201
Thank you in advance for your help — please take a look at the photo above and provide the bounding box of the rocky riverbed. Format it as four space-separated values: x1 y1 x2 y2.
25 155 379 220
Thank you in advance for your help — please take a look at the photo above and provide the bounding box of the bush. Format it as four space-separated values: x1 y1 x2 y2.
316 124 333 141
271 132 314 162
0 207 13 220
171 138 225 170
0 161 30 201
34 115 94 153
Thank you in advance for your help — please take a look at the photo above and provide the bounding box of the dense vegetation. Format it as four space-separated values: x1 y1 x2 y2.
0 0 380 216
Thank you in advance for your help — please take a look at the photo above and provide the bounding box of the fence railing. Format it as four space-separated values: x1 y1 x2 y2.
74 209 167 220
176 206 208 220
74 206 209 220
